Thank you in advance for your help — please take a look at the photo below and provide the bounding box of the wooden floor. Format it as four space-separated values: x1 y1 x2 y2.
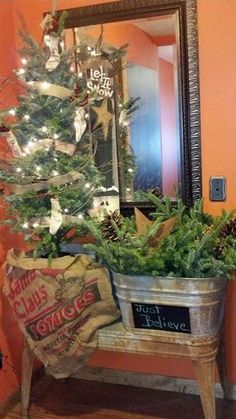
2 375 236 419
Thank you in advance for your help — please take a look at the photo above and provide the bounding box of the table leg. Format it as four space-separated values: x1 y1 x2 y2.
193 359 216 419
216 335 231 399
21 339 34 419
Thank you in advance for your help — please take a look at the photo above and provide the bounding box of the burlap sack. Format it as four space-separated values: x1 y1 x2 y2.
3 249 120 378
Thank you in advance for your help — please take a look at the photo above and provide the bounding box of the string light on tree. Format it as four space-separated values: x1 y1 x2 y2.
41 81 50 89
18 68 26 75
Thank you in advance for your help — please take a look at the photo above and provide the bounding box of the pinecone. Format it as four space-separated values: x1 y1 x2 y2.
214 218 236 259
220 218 236 238
100 210 123 241
214 242 226 259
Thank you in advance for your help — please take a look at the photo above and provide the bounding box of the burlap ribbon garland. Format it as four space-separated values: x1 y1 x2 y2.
29 214 84 230
8 169 85 195
1 132 76 158
30 214 83 228
24 138 76 156
29 197 84 234
27 81 73 99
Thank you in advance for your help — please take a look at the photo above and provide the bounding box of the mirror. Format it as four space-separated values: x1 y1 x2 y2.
57 0 201 215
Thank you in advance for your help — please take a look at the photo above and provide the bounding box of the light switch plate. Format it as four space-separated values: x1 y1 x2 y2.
209 177 226 201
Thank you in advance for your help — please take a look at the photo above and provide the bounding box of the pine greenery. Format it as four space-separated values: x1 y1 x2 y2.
84 196 236 278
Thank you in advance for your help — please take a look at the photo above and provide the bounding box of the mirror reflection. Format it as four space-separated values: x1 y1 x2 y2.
65 12 181 207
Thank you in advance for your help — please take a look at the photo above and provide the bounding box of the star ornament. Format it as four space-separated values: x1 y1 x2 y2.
93 99 113 140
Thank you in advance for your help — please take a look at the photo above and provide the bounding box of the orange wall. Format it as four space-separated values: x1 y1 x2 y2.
0 1 23 412
199 0 236 215
198 0 236 384
0 0 17 106
1 0 236 409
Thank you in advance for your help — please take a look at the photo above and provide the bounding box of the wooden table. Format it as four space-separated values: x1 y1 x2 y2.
21 321 227 419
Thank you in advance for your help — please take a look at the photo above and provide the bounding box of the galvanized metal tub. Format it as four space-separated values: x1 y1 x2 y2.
112 272 227 338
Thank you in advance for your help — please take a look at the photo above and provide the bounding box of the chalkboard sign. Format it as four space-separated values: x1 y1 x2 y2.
131 302 191 334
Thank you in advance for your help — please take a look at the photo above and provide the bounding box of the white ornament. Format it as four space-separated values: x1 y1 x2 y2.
119 109 128 126
49 198 63 234
44 34 60 72
74 107 86 143
89 193 120 220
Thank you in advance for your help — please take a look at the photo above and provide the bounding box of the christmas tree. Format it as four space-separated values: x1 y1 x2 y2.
0 13 105 259
0 13 138 260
